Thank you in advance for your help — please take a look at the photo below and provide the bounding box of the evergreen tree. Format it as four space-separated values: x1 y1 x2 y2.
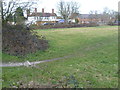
14 7 25 24
75 18 79 24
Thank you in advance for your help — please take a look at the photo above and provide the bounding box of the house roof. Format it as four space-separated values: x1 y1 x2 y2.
69 13 79 19
78 14 116 19
78 14 90 19
69 14 102 19
28 12 57 17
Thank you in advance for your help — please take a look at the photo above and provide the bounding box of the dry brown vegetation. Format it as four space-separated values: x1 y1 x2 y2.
2 24 49 56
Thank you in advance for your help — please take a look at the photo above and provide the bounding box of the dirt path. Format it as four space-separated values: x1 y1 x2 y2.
0 55 73 67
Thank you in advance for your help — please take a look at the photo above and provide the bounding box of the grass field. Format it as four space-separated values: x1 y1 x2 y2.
2 26 118 88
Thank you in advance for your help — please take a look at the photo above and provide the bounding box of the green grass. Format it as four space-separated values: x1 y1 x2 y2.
2 26 118 62
2 26 118 88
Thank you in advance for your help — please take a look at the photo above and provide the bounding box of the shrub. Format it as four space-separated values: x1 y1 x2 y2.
75 18 79 24
2 24 49 56
28 22 100 30
107 21 117 26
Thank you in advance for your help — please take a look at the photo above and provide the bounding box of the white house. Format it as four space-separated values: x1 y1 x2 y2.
26 8 58 25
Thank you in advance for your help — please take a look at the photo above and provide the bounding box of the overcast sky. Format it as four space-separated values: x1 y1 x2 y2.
34 0 119 14
6 0 120 15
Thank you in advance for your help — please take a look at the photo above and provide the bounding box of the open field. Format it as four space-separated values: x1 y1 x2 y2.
2 26 118 88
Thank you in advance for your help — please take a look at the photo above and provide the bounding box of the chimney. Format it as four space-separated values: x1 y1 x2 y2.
42 8 44 13
52 9 54 14
35 8 37 13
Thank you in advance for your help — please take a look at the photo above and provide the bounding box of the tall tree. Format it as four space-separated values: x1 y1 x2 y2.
101 7 117 24
89 10 99 23
1 0 37 25
57 0 80 23
6 13 13 22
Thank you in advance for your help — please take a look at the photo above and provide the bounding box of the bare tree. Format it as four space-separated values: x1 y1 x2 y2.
103 7 110 14
1 0 37 24
89 10 99 23
101 7 117 24
57 0 80 23
89 10 94 22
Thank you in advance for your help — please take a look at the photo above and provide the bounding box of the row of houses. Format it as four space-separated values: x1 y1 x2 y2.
26 8 116 25
69 13 116 25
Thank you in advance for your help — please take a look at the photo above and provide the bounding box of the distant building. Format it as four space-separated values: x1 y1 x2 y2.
26 8 58 25
69 13 116 25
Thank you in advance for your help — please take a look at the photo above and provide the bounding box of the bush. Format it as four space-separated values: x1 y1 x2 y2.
2 24 49 56
107 21 117 26
75 18 79 24
29 23 99 30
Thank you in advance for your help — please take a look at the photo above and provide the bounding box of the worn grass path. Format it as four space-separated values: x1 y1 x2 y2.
1 55 73 67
